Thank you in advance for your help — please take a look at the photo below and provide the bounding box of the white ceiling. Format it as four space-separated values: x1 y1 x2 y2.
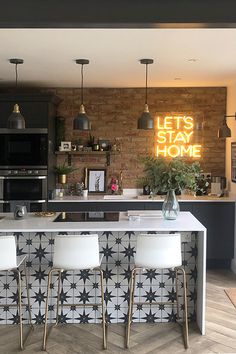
0 28 236 88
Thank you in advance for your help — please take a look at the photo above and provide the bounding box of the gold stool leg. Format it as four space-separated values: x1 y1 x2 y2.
55 270 62 326
99 268 107 350
176 267 189 349
17 269 24 350
23 259 33 330
175 268 180 320
42 268 55 351
126 268 137 349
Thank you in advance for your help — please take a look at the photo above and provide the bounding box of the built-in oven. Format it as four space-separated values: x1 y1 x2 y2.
0 129 48 169
0 169 47 212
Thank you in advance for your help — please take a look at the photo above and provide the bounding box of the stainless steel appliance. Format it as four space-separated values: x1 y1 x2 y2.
211 176 227 196
0 129 48 169
0 169 47 212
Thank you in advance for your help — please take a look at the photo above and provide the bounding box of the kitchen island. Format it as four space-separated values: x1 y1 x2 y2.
0 211 206 334
48 194 234 268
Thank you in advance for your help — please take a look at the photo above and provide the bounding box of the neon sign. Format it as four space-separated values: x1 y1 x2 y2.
156 115 201 158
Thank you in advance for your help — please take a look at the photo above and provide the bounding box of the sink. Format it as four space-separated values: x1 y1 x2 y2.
103 195 135 200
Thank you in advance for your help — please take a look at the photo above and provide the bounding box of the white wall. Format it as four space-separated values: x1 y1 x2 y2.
226 84 236 273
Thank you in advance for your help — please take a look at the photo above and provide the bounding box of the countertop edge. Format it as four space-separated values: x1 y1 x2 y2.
48 196 236 203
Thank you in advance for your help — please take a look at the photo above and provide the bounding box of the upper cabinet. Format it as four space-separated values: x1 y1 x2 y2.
0 93 61 129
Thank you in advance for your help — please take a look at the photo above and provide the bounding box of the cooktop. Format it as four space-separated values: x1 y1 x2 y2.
53 212 119 222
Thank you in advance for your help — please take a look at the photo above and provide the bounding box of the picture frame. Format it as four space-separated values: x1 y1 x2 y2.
60 141 71 151
231 142 236 182
87 168 106 193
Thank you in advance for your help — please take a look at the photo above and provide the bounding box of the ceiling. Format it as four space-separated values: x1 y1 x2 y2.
0 28 236 88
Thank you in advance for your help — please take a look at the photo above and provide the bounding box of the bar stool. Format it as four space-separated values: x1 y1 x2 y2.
0 236 33 350
126 233 189 349
43 234 107 350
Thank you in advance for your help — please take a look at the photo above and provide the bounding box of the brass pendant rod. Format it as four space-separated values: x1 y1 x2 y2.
81 63 84 105
145 63 148 105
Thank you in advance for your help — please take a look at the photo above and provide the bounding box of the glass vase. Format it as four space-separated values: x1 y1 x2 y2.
162 189 180 220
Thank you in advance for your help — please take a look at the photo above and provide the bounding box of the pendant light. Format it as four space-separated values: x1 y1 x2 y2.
73 59 91 130
7 58 25 129
218 113 236 138
137 58 154 130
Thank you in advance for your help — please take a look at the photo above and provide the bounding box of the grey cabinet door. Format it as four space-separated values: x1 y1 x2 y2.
192 202 235 261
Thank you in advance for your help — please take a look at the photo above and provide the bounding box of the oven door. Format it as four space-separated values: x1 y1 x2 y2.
1 176 47 201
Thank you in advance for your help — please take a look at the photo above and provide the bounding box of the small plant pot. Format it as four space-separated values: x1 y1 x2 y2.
58 174 67 184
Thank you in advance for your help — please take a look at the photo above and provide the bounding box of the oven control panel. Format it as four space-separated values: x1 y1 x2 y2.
1 169 47 176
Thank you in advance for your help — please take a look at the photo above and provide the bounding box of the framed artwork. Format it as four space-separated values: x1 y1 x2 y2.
231 142 236 182
87 168 106 193
60 141 71 151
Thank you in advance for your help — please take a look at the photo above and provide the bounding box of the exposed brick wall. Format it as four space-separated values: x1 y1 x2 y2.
44 87 226 189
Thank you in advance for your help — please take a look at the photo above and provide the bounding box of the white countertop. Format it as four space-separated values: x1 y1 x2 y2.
49 194 236 203
0 211 206 232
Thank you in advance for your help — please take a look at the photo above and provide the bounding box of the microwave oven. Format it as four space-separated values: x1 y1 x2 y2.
0 129 48 168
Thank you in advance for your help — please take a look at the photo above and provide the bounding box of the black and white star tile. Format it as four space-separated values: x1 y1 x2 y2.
0 230 198 324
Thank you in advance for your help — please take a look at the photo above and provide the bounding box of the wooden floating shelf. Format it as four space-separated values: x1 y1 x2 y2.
55 150 120 166
55 151 119 155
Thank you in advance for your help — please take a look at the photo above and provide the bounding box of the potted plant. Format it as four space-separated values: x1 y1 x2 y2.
140 156 201 194
195 174 210 196
54 162 78 184
140 156 202 219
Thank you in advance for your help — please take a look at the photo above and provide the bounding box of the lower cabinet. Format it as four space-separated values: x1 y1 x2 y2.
47 200 235 268
192 202 235 268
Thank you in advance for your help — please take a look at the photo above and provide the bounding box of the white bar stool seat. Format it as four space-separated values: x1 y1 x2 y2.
126 233 189 349
0 236 33 350
43 234 107 350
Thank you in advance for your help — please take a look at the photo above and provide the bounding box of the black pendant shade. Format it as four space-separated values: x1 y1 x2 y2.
7 58 25 129
73 104 91 130
73 59 91 131
138 104 154 130
218 113 236 138
8 104 25 129
137 58 154 130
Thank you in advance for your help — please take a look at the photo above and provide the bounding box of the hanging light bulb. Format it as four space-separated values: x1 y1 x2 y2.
137 58 154 130
7 58 25 129
73 59 91 130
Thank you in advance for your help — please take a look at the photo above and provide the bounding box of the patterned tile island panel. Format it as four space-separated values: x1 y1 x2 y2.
0 231 197 324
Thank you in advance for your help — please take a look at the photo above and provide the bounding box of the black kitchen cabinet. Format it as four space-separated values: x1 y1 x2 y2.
192 202 235 268
47 200 235 268
47 201 146 212
0 93 60 197
0 93 60 129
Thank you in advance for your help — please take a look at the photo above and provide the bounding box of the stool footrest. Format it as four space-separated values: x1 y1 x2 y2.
57 303 102 307
0 304 31 308
134 301 177 306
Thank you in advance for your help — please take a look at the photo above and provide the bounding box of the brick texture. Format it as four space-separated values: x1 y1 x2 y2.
43 87 226 189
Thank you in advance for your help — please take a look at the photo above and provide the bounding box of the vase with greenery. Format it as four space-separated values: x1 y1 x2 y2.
54 162 78 184
140 156 202 219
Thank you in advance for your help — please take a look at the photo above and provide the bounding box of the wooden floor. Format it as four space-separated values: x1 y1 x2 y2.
1 269 236 354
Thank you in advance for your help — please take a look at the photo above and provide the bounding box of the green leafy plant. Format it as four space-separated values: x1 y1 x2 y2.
195 174 210 195
54 162 78 175
140 156 202 195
